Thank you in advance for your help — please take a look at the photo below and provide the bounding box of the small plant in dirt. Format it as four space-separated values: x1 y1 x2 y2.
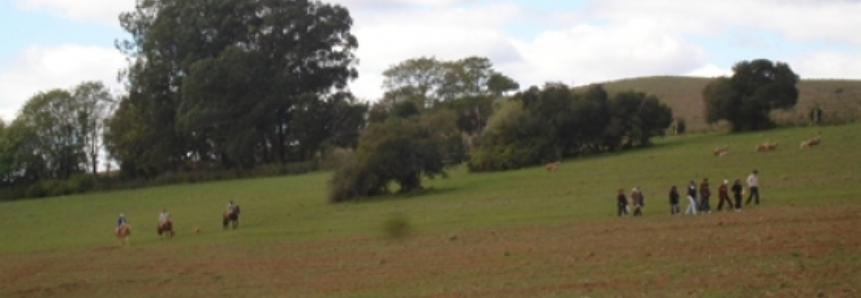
383 213 411 239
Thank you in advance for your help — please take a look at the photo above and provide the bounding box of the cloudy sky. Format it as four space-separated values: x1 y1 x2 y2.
2 0 861 122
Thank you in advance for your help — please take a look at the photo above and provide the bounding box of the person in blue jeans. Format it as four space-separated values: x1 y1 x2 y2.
746 170 760 205
685 181 698 215
116 213 128 232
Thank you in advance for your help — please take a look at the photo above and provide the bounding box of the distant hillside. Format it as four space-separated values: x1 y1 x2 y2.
584 76 861 132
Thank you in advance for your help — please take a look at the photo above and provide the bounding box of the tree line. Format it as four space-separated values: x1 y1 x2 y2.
0 0 799 201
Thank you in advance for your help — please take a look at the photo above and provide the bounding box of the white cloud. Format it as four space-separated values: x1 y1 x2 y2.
792 52 861 80
348 2 525 100
0 45 127 121
509 19 707 88
14 0 135 25
588 0 861 46
686 64 730 78
332 0 466 10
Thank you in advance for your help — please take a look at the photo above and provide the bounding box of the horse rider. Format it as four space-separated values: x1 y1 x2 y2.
227 200 236 215
116 213 128 232
158 209 171 228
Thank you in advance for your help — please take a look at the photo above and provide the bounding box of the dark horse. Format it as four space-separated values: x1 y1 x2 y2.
157 220 174 238
223 205 240 229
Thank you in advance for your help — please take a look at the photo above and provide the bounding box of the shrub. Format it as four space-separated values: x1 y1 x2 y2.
382 213 411 239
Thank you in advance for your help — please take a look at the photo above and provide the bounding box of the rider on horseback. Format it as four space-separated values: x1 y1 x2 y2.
227 200 236 216
116 213 128 232
158 209 171 228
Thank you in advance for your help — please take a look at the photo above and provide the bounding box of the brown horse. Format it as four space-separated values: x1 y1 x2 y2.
223 205 240 229
116 223 131 246
157 220 174 239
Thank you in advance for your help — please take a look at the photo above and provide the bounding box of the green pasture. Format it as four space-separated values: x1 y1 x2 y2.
1 124 859 255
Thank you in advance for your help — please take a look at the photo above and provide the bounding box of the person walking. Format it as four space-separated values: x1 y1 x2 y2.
669 185 680 215
732 178 744 211
631 186 645 217
617 188 628 217
717 180 732 211
685 181 698 215
745 170 760 205
699 178 711 214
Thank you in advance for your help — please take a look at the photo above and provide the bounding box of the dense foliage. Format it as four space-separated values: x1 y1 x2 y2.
0 82 113 198
703 59 799 131
109 0 367 178
468 84 673 171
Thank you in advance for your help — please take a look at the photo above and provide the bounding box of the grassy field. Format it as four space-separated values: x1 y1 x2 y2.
1 124 861 297
596 76 861 132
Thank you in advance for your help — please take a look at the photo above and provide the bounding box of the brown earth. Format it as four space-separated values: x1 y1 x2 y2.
2 205 861 298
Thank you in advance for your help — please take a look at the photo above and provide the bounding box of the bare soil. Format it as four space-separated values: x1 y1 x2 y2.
2 205 861 298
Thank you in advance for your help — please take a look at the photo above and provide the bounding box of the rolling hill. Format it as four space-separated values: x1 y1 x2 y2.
588 76 861 132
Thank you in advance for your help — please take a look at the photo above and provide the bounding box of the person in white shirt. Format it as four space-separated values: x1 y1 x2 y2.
745 170 760 205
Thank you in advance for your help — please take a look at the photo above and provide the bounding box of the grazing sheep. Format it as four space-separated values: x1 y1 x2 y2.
802 135 822 149
714 145 729 157
545 161 561 172
754 141 778 152
766 141 778 151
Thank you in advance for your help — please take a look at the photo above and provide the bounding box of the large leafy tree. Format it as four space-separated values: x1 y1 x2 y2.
381 56 518 108
377 56 517 155
703 59 799 131
73 82 114 175
116 0 360 173
328 109 457 202
469 84 673 172
13 90 84 180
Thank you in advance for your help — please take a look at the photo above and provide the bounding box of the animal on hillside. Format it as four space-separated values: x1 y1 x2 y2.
766 141 778 151
116 223 131 246
223 205 240 229
157 220 174 239
713 145 729 157
801 134 822 149
545 161 561 172
755 141 778 152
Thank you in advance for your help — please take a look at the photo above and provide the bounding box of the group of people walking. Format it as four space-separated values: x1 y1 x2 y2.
617 170 762 217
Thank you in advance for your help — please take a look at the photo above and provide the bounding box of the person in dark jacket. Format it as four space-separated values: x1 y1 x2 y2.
699 178 711 214
731 178 744 211
617 188 628 217
669 186 680 215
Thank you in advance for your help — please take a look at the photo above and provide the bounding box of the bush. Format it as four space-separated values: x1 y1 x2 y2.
327 161 384 203
25 183 46 198
382 213 411 239
320 147 356 171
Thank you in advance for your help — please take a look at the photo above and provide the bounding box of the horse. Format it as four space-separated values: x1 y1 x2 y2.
157 220 174 239
223 205 240 229
116 223 131 246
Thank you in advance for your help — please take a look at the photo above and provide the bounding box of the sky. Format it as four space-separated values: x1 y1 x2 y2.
2 0 861 122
